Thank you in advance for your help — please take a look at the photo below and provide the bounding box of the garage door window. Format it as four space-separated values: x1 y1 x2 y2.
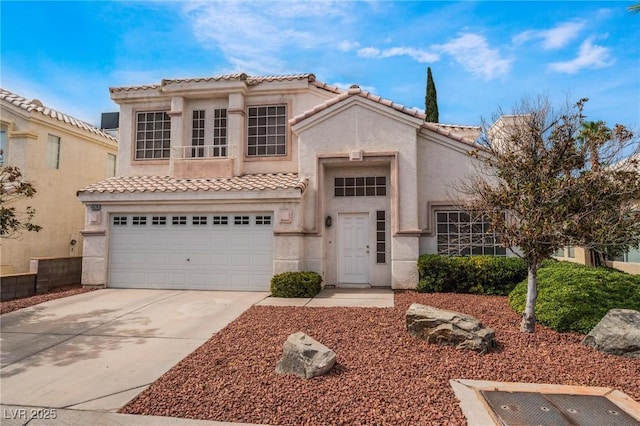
172 216 187 225
213 216 228 225
152 216 167 225
235 216 250 225
192 216 208 225
132 216 147 226
113 216 127 226
256 215 272 225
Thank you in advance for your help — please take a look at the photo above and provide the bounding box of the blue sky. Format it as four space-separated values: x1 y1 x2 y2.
1 1 639 130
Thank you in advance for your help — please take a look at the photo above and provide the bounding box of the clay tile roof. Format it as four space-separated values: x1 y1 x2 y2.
78 173 308 195
289 85 424 126
290 85 481 145
0 88 118 142
110 73 317 93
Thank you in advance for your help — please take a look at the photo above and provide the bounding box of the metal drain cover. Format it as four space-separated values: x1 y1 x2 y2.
481 390 640 426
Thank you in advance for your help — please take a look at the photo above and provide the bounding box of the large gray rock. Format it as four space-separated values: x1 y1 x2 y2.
581 309 640 359
406 303 496 354
275 332 336 379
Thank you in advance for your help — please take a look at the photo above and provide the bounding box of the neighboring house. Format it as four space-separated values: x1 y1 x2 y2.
78 73 491 291
554 153 640 275
0 88 118 274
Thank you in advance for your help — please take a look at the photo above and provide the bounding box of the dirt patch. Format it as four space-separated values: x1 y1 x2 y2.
120 291 640 425
1 285 96 315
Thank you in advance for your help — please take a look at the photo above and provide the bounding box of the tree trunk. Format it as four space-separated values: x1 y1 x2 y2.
520 264 538 333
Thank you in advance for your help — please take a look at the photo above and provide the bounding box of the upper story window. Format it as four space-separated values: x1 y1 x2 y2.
0 123 7 165
212 109 227 157
135 111 170 160
190 109 227 158
247 105 286 157
46 134 61 169
106 153 117 178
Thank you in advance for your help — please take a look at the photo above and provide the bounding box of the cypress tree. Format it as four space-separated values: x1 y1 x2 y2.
425 67 439 123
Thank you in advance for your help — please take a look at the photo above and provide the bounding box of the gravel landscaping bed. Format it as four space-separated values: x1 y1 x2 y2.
0 285 96 315
121 291 640 425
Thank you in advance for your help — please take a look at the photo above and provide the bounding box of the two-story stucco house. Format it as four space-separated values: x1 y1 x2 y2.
0 88 119 274
77 73 495 291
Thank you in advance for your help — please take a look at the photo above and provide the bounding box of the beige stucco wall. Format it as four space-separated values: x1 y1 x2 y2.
416 132 481 254
114 82 333 178
1 105 118 273
293 98 424 288
555 246 640 275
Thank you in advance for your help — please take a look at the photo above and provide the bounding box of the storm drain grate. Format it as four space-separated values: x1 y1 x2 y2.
481 390 640 426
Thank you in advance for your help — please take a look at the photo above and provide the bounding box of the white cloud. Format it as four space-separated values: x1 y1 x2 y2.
434 34 511 79
357 47 382 58
183 1 353 75
357 46 439 63
548 38 613 74
513 21 585 50
338 40 360 52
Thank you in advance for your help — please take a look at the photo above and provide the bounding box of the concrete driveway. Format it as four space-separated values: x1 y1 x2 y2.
0 289 268 411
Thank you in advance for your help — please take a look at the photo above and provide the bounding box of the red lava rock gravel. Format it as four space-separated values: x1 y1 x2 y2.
121 291 640 425
0 285 96 315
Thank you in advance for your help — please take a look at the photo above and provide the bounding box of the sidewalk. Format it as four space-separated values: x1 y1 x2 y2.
0 404 264 426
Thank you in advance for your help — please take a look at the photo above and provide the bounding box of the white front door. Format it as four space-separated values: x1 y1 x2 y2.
338 213 370 284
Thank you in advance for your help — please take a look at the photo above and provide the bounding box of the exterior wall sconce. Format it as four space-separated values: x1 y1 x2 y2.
325 215 332 227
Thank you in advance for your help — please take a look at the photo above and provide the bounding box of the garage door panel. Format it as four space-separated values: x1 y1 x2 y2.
109 213 273 291
253 253 272 267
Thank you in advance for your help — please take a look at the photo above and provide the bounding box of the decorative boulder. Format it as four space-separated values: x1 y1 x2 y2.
581 309 640 359
275 332 336 379
406 303 496 354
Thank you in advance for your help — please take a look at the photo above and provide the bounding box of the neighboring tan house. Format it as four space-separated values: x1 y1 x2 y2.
78 73 494 291
554 153 640 275
0 88 118 274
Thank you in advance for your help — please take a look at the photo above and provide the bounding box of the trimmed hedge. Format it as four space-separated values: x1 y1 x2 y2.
508 261 640 333
270 271 323 298
417 254 527 295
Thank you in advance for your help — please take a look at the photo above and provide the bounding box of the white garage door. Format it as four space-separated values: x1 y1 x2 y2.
108 213 273 291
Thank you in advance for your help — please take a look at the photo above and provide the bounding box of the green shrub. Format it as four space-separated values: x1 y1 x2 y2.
417 254 527 295
508 261 640 333
270 271 323 298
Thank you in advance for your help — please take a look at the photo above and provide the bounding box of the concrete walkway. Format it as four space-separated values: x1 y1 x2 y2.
256 287 394 307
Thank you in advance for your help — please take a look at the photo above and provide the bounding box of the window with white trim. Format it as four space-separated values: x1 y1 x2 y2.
113 216 127 226
172 216 187 225
0 124 7 166
234 216 250 225
212 215 228 225
436 211 506 256
191 110 205 157
247 105 286 156
106 153 116 177
335 177 387 197
255 215 272 225
135 111 170 160
152 216 167 225
213 109 227 157
132 216 147 226
192 216 208 225
46 134 61 169
376 210 386 264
